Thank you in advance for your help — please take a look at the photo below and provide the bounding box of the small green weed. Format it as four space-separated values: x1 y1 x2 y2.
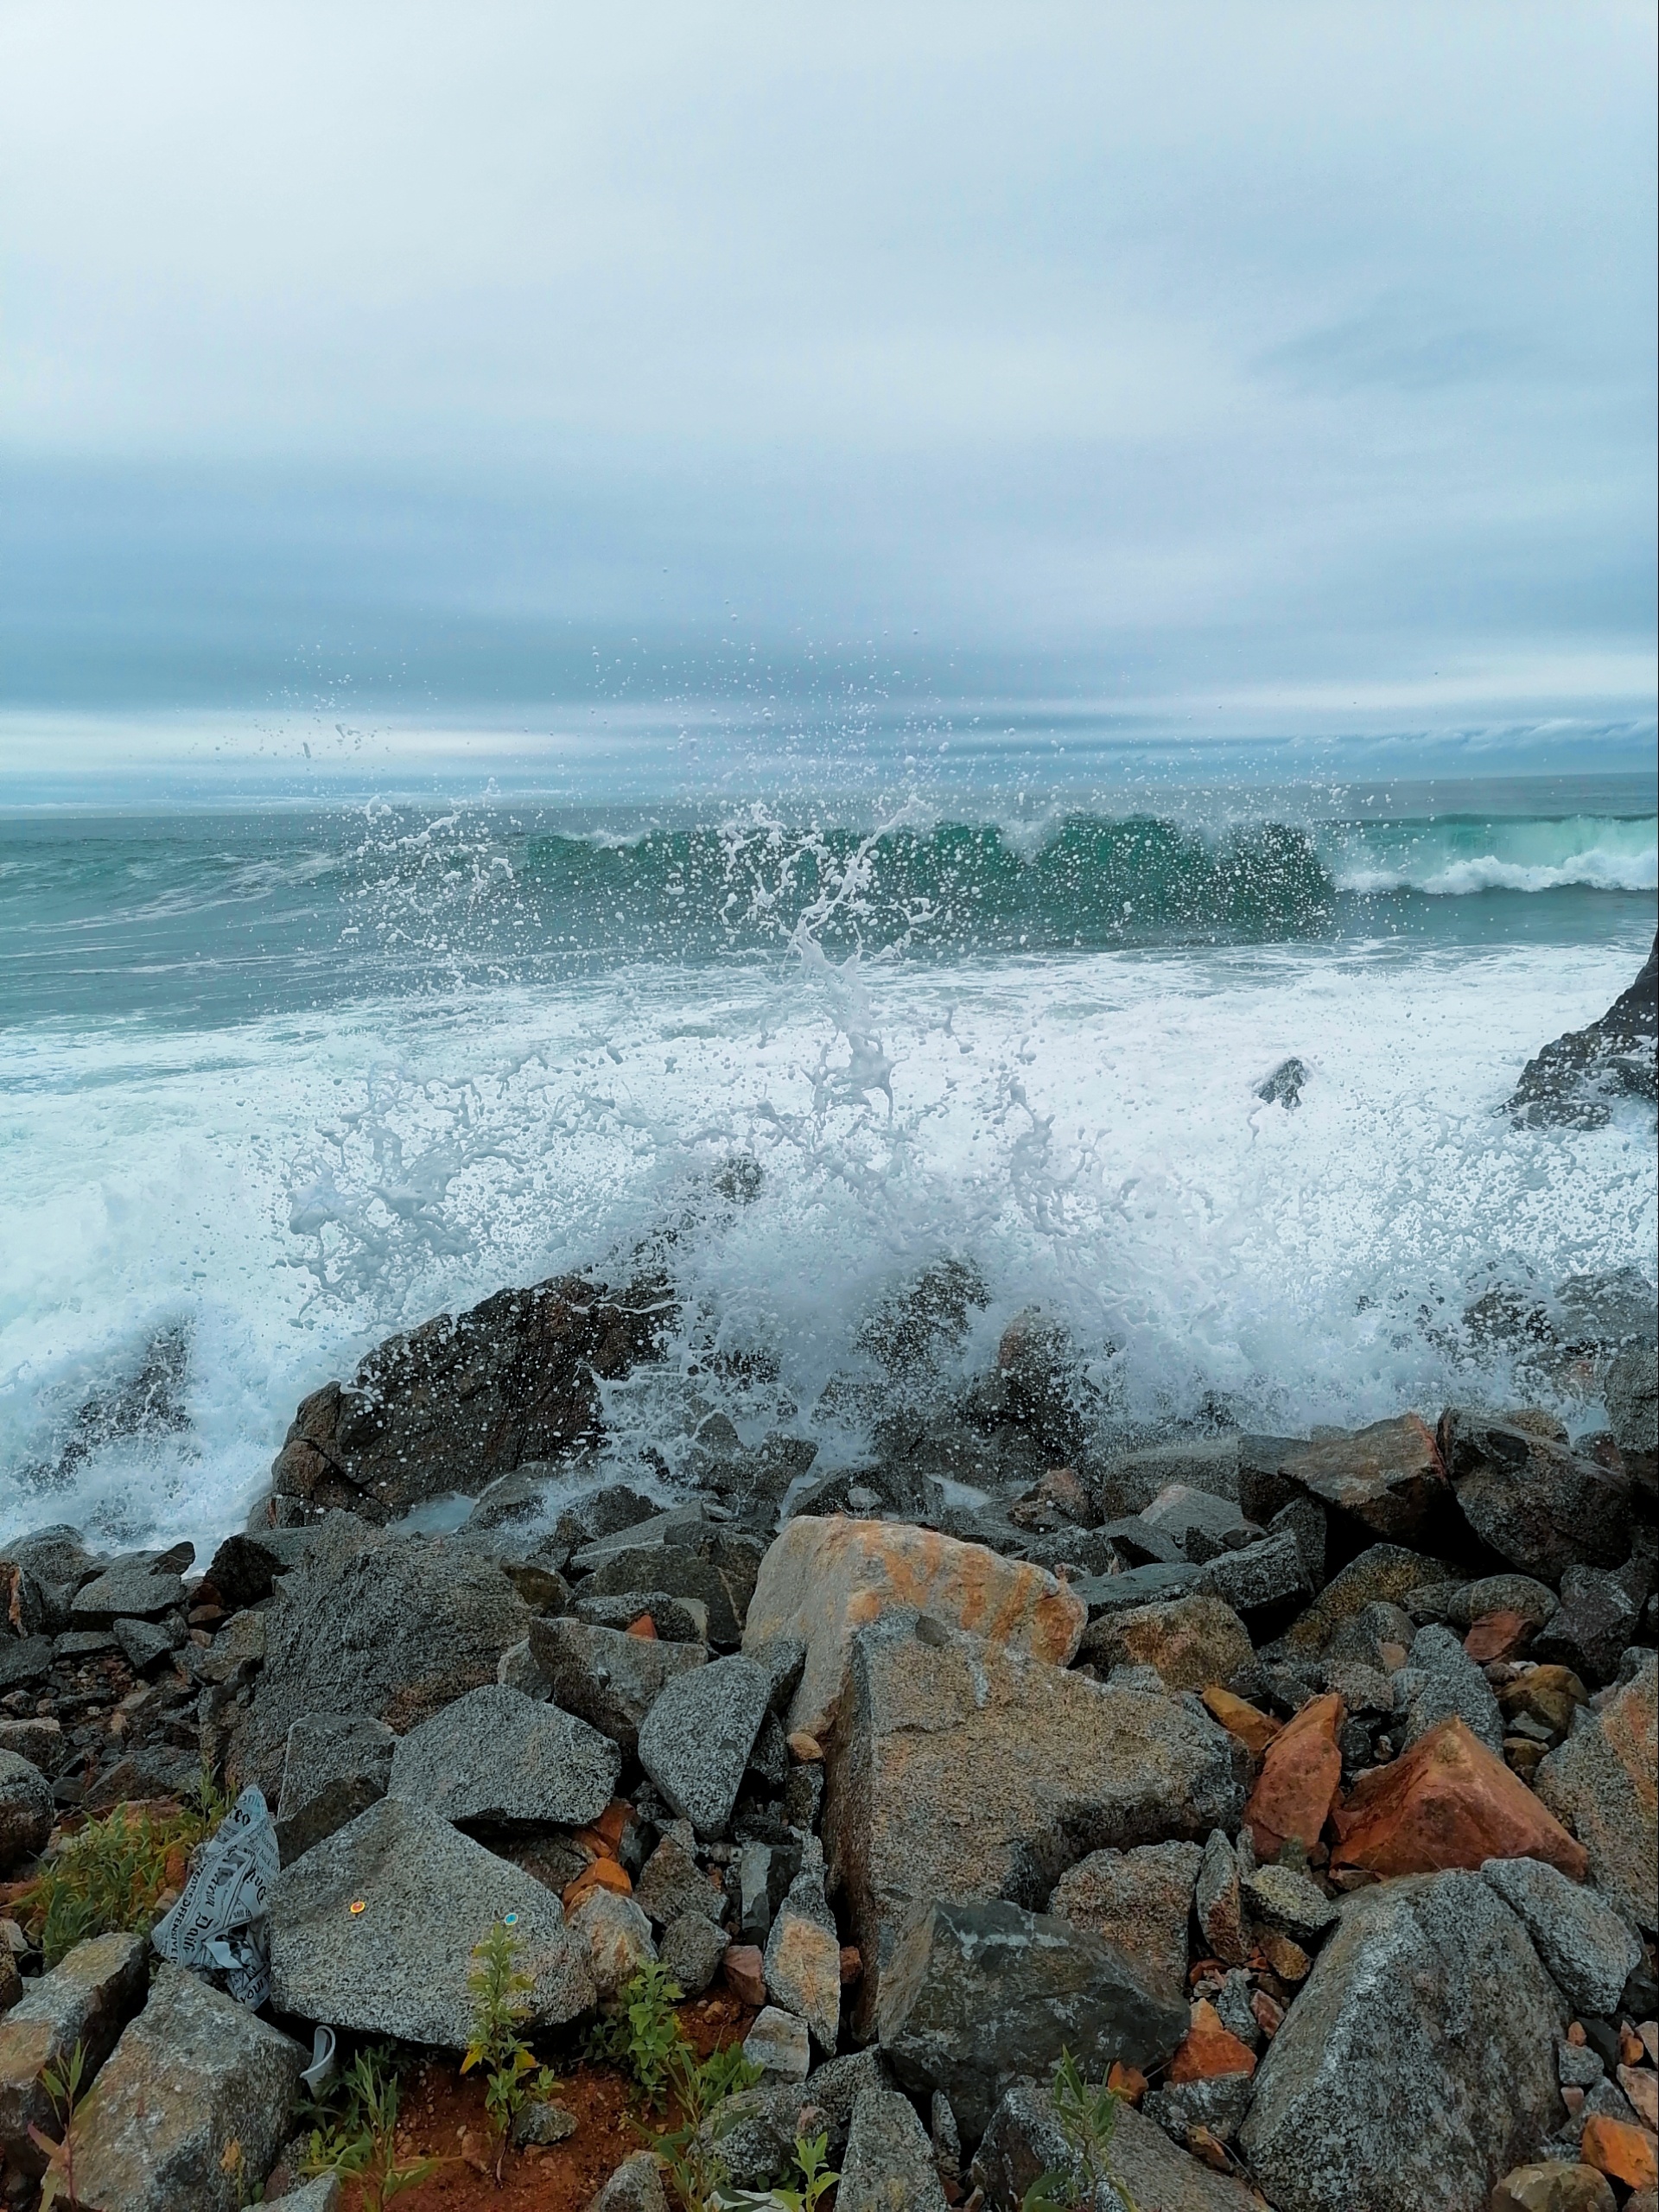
30 2038 86 2212
727 2129 839 2209
462 1918 562 2183
1020 2049 1138 2212
647 2037 765 2212
299 2044 436 2211
21 1775 227 1967
586 1959 686 2103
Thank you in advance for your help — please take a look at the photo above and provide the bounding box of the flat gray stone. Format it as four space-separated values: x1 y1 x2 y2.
588 2150 670 2211
1447 1575 1560 1630
838 2080 948 2211
70 1568 186 1625
762 1859 841 2056
1239 1869 1567 2212
73 1964 305 2212
529 1616 707 1753
745 2003 810 2081
0 1933 148 2176
1243 1862 1339 1943
275 1713 395 1866
638 1653 770 1839
1048 1841 1203 2005
0 1637 54 1692
388 1683 620 1827
270 1796 594 2044
1535 1651 1658 1933
112 1616 181 1671
876 1897 1185 2145
634 1834 726 1929
1480 1856 1642 2015
1197 1529 1310 1615
568 1888 656 1999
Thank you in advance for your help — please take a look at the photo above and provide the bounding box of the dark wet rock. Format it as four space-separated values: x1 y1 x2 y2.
1048 1840 1203 2004
1479 1855 1643 2015
72 1964 305 2212
1269 1493 1329 1591
1257 1056 1307 1108
275 1713 396 1866
1077 1594 1253 1693
1067 1560 1204 1617
876 1896 1185 2144
634 1834 727 1929
837 2080 949 2211
269 1273 665 1523
824 1609 1247 2023
270 1796 594 2042
969 1307 1096 1465
1508 931 1657 1128
1197 1528 1311 1618
0 1933 148 2177
639 1654 771 1838
21 1325 192 1494
1393 1623 1505 1752
1440 1412 1634 1581
1605 1342 1658 1483
202 1528 315 1610
462 1460 568 1533
1535 1649 1658 1933
229 1522 532 1797
1265 1416 1451 1546
973 2075 1261 2211
0 1751 54 1870
1533 1567 1644 1683
1094 1516 1189 1568
694 1431 819 1521
1239 1869 1566 2212
111 1616 181 1672
530 1617 707 1753
0 1637 54 1692
1283 1542 1460 1654
1139 1484 1255 1562
388 1683 620 1828
570 1590 709 1642
2 1525 96 1629
1446 1573 1560 1630
1095 1437 1245 1519
580 1529 762 1649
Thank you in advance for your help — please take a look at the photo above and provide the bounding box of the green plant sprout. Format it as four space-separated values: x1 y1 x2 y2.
462 1917 563 2182
299 2044 436 2210
1021 2050 1140 2212
586 1958 687 2103
30 2038 86 2212
647 2037 765 2211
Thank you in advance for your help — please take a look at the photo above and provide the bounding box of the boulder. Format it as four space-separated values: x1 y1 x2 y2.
274 1713 395 1866
697 2049 887 2190
837 2081 949 2211
1096 1437 1247 1518
762 1859 842 2056
1048 1841 1204 2005
876 1897 1186 2144
1270 1415 1449 1543
69 1567 186 1626
1480 1857 1642 2015
973 2073 1261 2211
1605 1340 1658 1477
1440 1414 1634 1582
232 1522 533 1796
1284 1543 1459 1654
528 1617 707 1752
1243 1692 1344 1859
569 1888 656 1999
823 1610 1248 2019
270 1272 662 1522
1140 1484 1254 1561
1197 1529 1312 1618
570 1591 709 1642
745 1516 1085 1742
73 1965 305 2212
1491 2164 1618 2212
270 1796 594 2044
638 1653 770 1839
1195 1827 1249 1967
0 1752 54 1870
387 1684 620 1828
202 1528 315 1610
0 1933 148 2175
1448 1574 1560 1630
1240 1870 1566 2212
1533 1567 1643 1684
634 1835 727 1929
1535 1652 1658 1931
1077 1594 1253 1694
1332 1717 1587 1879
1393 1623 1505 1752
1507 931 1657 1128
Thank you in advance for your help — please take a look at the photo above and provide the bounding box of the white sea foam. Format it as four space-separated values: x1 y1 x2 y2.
1 924 1653 1554
1328 813 1656 896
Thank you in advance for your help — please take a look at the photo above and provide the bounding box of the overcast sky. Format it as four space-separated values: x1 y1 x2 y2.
2 2 1655 778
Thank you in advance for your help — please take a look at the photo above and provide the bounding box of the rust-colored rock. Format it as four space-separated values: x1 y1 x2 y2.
743 1516 1085 1740
723 1943 766 2007
1202 1685 1281 1757
1106 2060 1147 2104
1166 1999 1257 2083
1331 1716 1588 1879
1253 1929 1311 1983
1501 1666 1589 1738
562 1857 632 1913
1273 1414 1448 1541
1580 2115 1658 2190
787 1732 823 1764
1465 1610 1532 1664
626 1613 658 1640
1244 1693 1344 1859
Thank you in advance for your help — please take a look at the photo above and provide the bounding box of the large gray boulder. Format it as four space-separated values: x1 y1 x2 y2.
579 1528 762 1649
638 1653 770 1838
875 1897 1186 2144
1508 931 1657 1128
1047 1841 1203 2005
0 1933 148 2176
232 1522 533 1796
837 2081 949 2211
1535 1651 1658 1934
1480 1857 1642 2016
1239 1870 1567 2212
73 1965 305 2212
388 1684 620 1827
974 2075 1260 2210
823 1610 1248 2021
270 1796 594 2044
529 1616 707 1752
275 1713 395 1866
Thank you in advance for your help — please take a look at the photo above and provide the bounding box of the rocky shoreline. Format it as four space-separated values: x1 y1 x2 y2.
0 1242 1653 2212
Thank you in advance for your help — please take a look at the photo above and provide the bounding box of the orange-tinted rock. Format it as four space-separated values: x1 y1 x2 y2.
1253 1929 1311 1983
1166 1998 1257 2083
1580 2114 1658 2190
787 1732 823 1764
744 1516 1085 1740
1244 1693 1344 1859
1203 1685 1281 1757
723 1943 766 2007
838 1944 862 1986
1106 2060 1147 2105
1466 1610 1532 1664
561 1856 632 1912
626 1613 658 1640
1251 1989 1285 2039
1274 1414 1448 1541
1501 1665 1589 1738
1331 1716 1588 1879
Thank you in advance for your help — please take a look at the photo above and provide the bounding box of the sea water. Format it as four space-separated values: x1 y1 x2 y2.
2 772 1654 1551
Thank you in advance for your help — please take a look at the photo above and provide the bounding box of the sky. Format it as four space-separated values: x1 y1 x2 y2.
1 1 1656 788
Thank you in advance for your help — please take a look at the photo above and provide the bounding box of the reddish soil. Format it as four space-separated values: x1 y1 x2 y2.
268 1996 757 2212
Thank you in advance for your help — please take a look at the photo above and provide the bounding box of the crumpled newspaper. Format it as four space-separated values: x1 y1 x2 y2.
152 1784 278 2007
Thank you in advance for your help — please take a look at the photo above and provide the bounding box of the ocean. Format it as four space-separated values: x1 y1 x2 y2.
2 768 1655 1553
